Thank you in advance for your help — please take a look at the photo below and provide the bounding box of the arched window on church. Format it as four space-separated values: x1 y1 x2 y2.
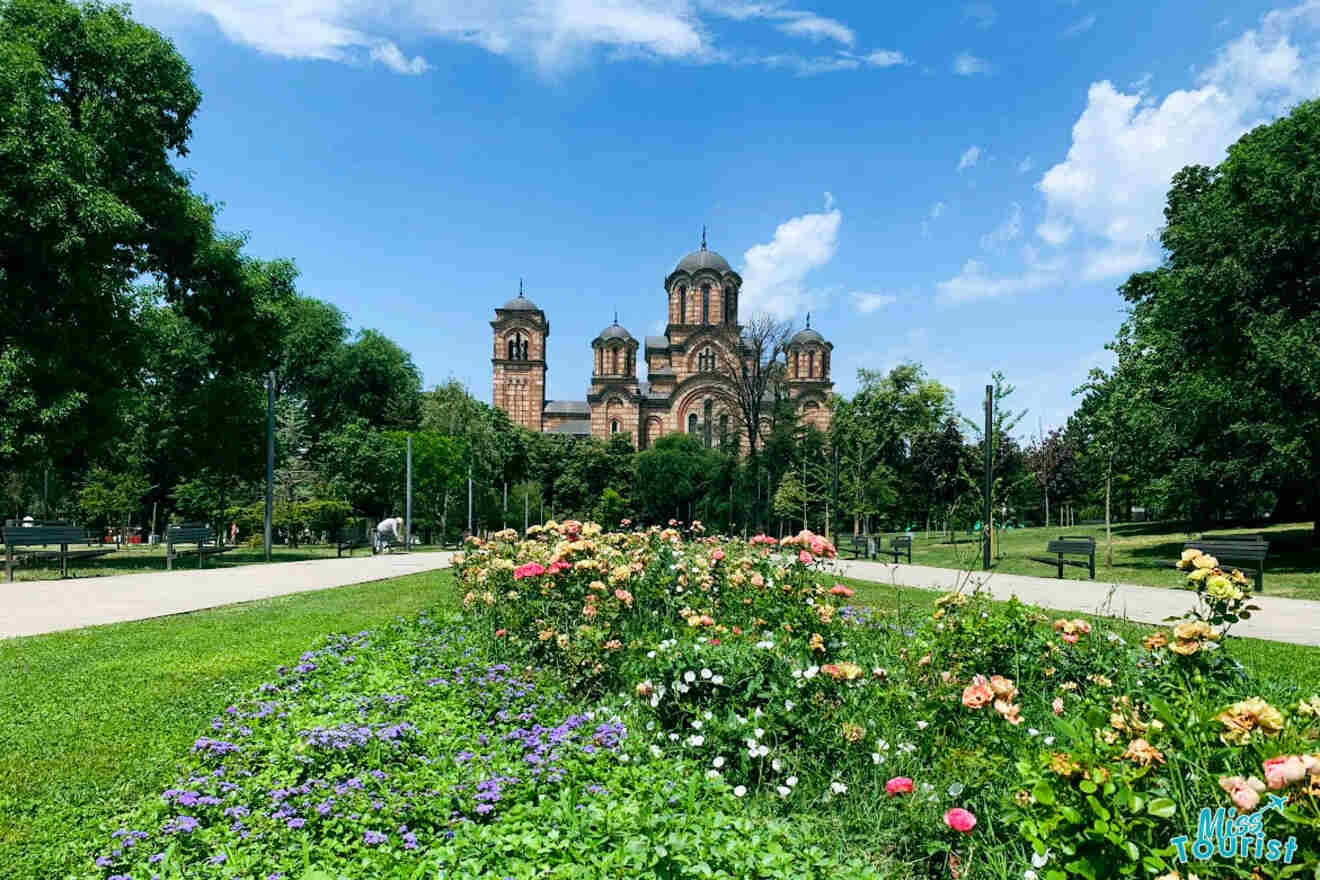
612 347 619 374
822 351 828 377
688 413 698 434
678 286 687 324
793 350 800 378
611 419 619 434
701 284 710 324
719 413 729 445
703 400 713 448
724 288 735 323
808 351 815 378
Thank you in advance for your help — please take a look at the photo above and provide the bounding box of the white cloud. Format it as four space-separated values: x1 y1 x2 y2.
957 145 982 171
1017 156 1033 173
920 201 946 237
369 41 431 74
774 12 856 46
859 49 907 67
954 52 990 75
850 292 897 313
1064 14 1097 36
936 247 1065 304
1035 0 1320 280
136 0 871 75
739 194 842 318
980 202 1022 250
962 3 997 29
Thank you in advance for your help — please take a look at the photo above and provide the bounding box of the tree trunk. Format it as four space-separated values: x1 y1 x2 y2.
1105 471 1113 566
1044 492 1049 529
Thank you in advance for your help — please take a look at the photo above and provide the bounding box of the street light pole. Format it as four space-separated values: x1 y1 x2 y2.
982 383 993 571
405 435 412 553
265 371 274 562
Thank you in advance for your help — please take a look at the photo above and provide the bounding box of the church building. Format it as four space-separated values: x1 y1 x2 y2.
491 238 833 448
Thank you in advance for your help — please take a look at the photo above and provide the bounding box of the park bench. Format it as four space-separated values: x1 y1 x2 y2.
875 535 912 564
1183 535 1270 592
1027 535 1096 580
336 523 369 558
845 535 874 559
3 521 116 582
166 523 234 570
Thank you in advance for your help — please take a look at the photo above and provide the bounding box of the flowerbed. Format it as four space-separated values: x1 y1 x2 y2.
83 526 1319 879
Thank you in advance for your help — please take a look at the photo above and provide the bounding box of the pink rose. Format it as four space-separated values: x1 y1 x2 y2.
944 807 977 832
798 550 814 564
885 777 914 796
712 549 726 561
1218 775 1265 810
1263 755 1307 790
829 584 856 597
1052 697 1065 716
513 562 546 580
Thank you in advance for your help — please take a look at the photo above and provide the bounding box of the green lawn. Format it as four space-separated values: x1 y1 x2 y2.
848 520 1320 600
3 541 450 582
0 569 458 880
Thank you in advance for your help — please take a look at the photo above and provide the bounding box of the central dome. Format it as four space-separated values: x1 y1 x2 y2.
674 247 731 274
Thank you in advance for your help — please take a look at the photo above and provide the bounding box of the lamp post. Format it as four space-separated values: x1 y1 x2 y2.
265 371 274 562
405 435 412 552
982 383 993 571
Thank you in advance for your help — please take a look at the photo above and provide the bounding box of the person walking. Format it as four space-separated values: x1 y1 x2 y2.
374 516 403 554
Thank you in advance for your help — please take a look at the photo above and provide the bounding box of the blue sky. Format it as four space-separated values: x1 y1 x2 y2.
133 0 1319 437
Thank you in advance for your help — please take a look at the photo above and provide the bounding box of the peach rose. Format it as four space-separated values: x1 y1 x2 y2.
944 807 977 832
961 675 993 710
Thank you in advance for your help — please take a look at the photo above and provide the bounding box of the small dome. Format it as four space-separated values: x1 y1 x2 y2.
501 294 539 311
674 247 732 275
791 327 825 345
597 323 634 342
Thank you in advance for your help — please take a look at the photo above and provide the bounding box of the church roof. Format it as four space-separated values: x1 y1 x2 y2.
500 294 539 311
595 319 634 342
791 327 825 345
674 246 732 274
645 335 668 351
547 422 592 435
543 400 590 415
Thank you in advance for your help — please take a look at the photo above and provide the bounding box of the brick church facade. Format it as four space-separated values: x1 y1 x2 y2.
491 240 833 448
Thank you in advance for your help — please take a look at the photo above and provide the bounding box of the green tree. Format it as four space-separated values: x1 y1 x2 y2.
79 466 149 538
1099 99 1320 540
0 0 202 467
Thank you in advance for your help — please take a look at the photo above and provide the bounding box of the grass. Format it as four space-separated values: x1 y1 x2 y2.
4 541 450 582
846 520 1320 601
0 568 458 880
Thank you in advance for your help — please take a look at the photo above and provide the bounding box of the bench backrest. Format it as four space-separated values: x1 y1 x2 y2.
339 523 368 540
2 525 89 546
1184 539 1268 563
1047 538 1095 555
168 524 215 544
891 535 911 549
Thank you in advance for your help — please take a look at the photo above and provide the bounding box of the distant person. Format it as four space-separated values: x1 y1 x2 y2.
21 515 34 527
229 522 238 545
374 516 404 554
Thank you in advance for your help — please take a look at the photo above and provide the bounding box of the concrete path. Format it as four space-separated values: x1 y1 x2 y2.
1 552 453 640
831 559 1320 647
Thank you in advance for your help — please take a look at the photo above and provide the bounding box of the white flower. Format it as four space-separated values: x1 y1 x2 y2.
787 775 798 787
668 733 679 741
754 728 765 739
899 743 916 753
1043 736 1055 746
1025 872 1038 880
677 684 690 694
700 668 712 680
916 721 929 730
1031 850 1051 868
703 711 713 720
734 785 747 797
686 735 705 747
753 707 764 718
706 769 721 780
618 753 630 762
646 651 657 659
772 758 783 771
777 785 791 798
876 739 890 751
756 744 770 757
684 670 696 683
650 745 662 757
784 700 794 711
791 668 803 679
713 756 725 769
692 720 703 731
649 695 660 708
711 675 725 685
871 752 884 764
756 640 776 650
804 666 819 679
646 721 655 731
1027 728 1039 737
830 781 847 795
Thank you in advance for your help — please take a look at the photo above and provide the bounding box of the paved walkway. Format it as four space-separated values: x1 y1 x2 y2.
2 552 453 640
832 559 1320 647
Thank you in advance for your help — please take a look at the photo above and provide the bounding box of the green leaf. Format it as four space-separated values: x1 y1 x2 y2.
1146 797 1176 819
1033 781 1057 806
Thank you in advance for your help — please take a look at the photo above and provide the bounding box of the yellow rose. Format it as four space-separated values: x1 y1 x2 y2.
1192 554 1219 570
1173 620 1214 641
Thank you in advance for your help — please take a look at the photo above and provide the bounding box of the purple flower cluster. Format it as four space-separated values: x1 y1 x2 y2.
191 737 242 757
300 721 417 750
